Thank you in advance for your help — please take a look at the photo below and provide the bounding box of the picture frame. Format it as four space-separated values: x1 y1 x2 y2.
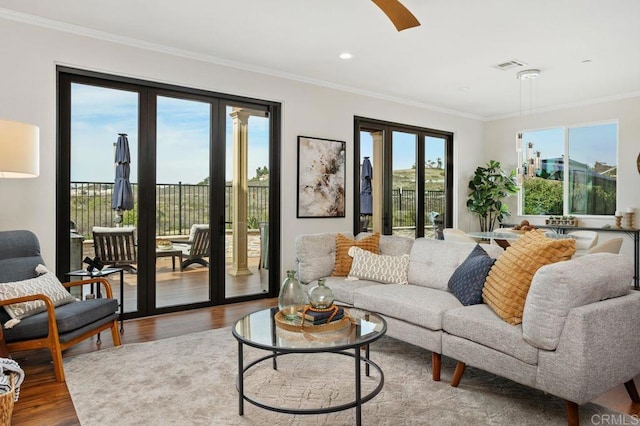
297 136 346 218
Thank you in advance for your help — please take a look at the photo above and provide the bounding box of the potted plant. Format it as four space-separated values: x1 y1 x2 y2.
467 160 519 232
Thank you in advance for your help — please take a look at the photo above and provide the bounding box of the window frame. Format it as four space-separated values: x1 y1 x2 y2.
517 120 618 218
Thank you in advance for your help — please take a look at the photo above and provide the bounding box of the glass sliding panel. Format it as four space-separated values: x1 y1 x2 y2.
424 136 446 238
391 131 417 237
155 95 211 308
568 123 617 215
224 105 270 298
520 128 565 215
70 83 139 313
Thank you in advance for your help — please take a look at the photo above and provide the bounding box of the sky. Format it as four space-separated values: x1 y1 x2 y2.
521 123 617 168
360 131 446 171
70 83 270 184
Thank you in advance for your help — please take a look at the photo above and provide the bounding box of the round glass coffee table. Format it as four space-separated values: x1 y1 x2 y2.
232 307 386 426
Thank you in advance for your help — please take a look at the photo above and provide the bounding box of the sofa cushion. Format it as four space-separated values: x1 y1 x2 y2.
2 297 118 342
295 233 353 283
408 238 503 291
348 247 410 284
319 276 380 306
483 230 576 325
353 284 462 330
448 244 496 306
523 253 632 350
0 269 77 326
332 233 380 277
443 304 538 365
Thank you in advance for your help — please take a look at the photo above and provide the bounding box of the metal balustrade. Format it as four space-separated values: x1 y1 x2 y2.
70 182 443 239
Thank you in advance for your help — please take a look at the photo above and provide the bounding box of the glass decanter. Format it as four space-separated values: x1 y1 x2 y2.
308 278 334 309
278 270 307 320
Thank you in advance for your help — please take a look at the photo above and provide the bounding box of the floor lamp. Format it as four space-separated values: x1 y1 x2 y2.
0 119 39 179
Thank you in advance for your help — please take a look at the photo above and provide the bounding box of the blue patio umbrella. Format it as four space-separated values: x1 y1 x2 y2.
112 133 133 223
360 157 373 216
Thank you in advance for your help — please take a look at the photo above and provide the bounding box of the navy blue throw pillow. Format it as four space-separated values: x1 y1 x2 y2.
448 244 496 306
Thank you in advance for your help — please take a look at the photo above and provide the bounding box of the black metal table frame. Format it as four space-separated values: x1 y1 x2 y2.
65 268 125 333
234 318 386 426
501 223 640 289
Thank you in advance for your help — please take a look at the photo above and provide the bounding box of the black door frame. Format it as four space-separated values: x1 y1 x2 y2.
353 116 453 236
56 67 281 320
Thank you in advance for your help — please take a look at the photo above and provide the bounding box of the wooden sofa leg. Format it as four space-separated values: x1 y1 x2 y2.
432 352 441 381
565 400 579 426
111 321 122 346
624 379 640 402
451 361 466 387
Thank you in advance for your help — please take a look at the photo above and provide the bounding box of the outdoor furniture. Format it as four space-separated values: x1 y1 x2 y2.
0 230 121 382
172 225 210 271
93 226 137 273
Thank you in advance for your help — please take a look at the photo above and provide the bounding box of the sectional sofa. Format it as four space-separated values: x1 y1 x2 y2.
295 232 640 424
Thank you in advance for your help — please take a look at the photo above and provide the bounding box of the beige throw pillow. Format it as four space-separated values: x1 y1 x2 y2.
0 266 77 328
347 246 410 284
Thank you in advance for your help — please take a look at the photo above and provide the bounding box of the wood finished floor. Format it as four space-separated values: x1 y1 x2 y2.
9 298 640 425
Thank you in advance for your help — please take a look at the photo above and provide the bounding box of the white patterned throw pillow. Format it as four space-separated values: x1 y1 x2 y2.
0 265 77 328
347 246 410 284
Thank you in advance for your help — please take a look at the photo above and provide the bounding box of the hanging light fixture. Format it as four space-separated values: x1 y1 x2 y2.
516 69 542 185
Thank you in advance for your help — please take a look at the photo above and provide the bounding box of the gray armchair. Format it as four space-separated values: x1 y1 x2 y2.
0 230 121 382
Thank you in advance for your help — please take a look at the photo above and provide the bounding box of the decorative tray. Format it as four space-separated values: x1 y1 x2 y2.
274 310 352 333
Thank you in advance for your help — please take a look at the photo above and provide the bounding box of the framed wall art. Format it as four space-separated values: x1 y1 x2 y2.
297 136 346 218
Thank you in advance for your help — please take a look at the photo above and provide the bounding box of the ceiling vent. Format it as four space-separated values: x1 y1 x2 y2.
493 59 527 71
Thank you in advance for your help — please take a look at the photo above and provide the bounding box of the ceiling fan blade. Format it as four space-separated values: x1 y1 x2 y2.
371 0 421 31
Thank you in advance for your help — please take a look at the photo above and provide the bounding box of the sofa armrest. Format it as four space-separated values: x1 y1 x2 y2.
537 291 640 404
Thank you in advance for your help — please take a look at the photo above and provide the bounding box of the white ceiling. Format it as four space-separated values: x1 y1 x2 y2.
1 0 639 119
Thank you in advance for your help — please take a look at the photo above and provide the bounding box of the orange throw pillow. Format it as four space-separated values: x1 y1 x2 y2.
482 230 575 325
332 233 380 276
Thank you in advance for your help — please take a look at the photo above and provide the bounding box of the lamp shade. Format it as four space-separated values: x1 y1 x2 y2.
0 119 39 178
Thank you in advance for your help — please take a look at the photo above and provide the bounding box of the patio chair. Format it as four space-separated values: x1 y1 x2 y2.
172 225 210 271
0 230 121 382
92 226 137 273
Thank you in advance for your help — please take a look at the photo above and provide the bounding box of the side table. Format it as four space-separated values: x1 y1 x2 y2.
66 268 124 333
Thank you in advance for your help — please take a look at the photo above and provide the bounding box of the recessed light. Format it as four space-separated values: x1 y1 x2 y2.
339 52 353 60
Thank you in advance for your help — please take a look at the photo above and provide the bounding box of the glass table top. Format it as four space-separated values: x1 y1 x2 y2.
232 307 386 352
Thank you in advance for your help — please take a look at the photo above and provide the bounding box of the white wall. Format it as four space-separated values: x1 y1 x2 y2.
0 19 485 275
484 96 640 257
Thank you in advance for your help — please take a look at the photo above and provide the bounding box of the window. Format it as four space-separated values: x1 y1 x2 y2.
519 122 617 216
354 117 453 238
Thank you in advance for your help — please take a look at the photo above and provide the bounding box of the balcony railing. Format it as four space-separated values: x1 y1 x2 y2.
70 182 443 239
71 181 268 239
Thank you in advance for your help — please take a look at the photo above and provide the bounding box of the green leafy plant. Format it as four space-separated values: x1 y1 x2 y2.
467 160 519 232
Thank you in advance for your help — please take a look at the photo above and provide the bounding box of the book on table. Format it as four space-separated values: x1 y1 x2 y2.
297 306 344 323
303 313 345 325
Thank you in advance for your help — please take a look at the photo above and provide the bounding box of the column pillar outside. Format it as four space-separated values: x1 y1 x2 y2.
228 109 253 276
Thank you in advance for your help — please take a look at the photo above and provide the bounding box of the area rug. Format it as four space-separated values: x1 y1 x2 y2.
64 327 624 425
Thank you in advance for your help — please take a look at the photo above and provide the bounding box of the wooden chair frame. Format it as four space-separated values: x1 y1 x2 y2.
0 277 121 382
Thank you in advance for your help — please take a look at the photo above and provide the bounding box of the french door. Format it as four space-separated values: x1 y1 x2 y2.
57 68 280 320
354 117 453 238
